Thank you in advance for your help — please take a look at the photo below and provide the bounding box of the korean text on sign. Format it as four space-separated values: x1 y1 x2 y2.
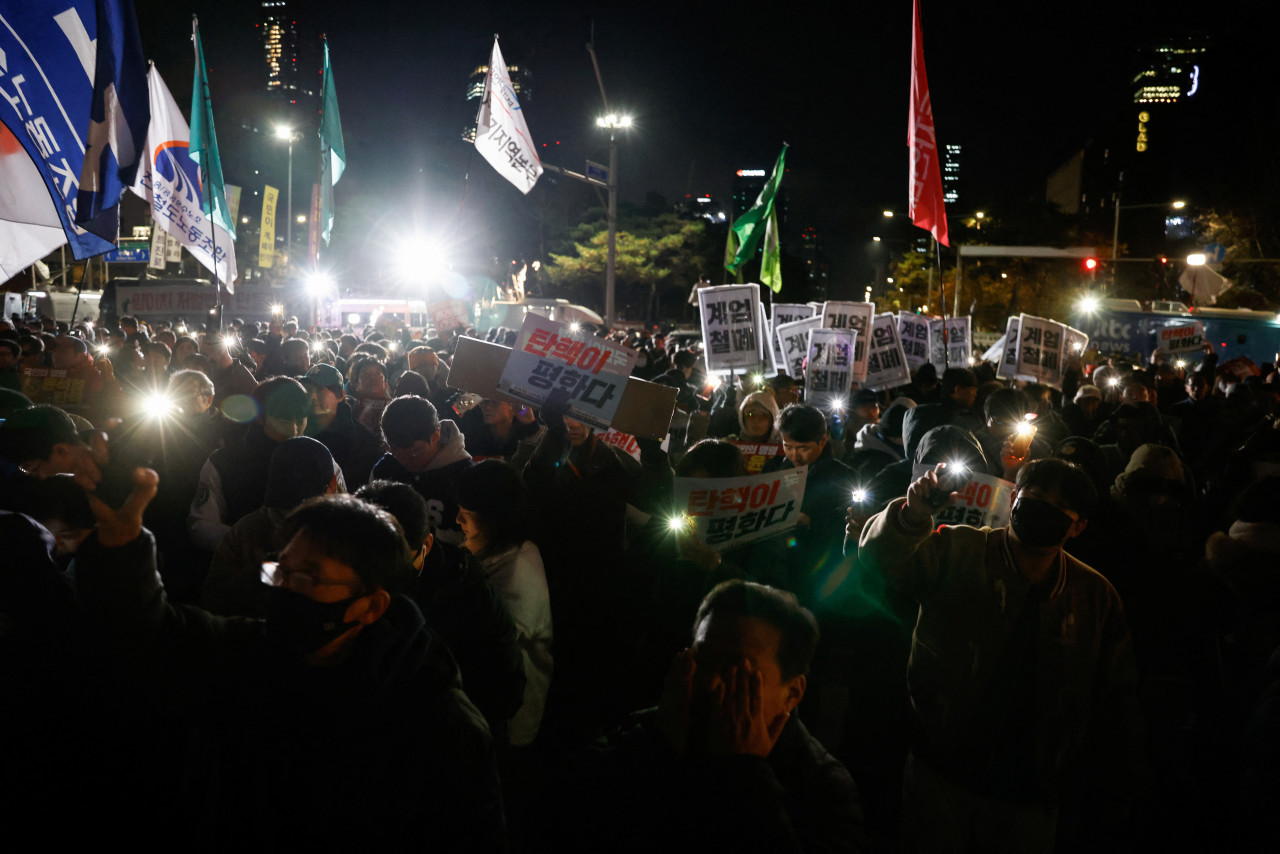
805 328 855 407
911 465 1015 529
730 441 783 474
699 284 762 372
822 301 874 381
675 467 809 551
498 313 637 430
864 313 911 390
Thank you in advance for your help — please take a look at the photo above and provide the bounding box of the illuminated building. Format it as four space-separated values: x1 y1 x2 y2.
943 144 961 206
462 62 533 142
800 226 828 287
259 2 315 105
731 168 788 226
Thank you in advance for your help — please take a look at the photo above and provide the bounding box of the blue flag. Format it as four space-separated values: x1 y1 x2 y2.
74 0 149 242
0 0 121 276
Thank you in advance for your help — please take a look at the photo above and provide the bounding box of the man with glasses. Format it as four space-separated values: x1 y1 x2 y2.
78 479 506 848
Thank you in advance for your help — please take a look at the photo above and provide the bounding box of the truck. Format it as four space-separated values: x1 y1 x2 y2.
1069 298 1280 366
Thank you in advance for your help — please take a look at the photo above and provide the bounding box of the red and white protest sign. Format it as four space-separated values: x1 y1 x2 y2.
1157 321 1204 354
730 441 783 474
911 464 1015 529
674 467 808 551
601 428 642 462
498 313 637 430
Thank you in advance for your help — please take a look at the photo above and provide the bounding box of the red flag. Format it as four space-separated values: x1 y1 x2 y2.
908 0 949 247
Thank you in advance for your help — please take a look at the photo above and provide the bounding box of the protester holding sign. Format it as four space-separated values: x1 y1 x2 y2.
858 458 1140 852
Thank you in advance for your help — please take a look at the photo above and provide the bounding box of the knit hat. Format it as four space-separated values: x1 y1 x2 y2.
1111 443 1185 501
879 397 917 440
264 436 336 509
1074 384 1102 403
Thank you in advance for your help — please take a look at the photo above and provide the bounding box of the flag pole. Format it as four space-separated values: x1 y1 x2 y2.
935 237 948 368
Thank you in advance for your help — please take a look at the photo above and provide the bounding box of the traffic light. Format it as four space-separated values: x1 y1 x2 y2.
1083 257 1099 272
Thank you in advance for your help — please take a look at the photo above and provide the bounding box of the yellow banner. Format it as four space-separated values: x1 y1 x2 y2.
259 185 278 268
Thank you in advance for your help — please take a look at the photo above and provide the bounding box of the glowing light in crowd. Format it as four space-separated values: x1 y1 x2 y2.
851 489 868 503
1077 296 1101 314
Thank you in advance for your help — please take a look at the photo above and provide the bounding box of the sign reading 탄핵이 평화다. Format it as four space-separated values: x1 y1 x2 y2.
498 313 638 430
911 464 1016 529
674 467 808 552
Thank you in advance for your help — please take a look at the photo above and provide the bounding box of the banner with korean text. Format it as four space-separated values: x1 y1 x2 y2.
699 284 762 373
822 301 874 382
805 328 856 407
865 313 911 390
675 466 809 551
259 186 278 268
1014 313 1067 389
898 312 931 371
427 299 471 333
498 313 637 429
996 316 1021 380
1156 321 1204 355
911 464 1015 529
771 303 815 374
776 315 822 380
730 441 784 474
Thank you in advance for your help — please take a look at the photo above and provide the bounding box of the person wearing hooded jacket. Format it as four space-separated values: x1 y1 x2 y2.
370 394 474 546
77 485 506 851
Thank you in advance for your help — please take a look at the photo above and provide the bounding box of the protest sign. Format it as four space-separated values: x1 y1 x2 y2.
822 301 874 381
675 466 809 551
427 299 471 333
497 314 637 429
1065 326 1090 363
911 464 1015 529
450 336 676 439
1156 321 1205 355
944 316 972 367
730 441 784 474
775 315 822 380
771 303 815 370
699 284 762 372
758 299 776 371
865 313 911 390
20 367 90 408
996 317 1021 380
898 311 931 371
805 328 856 407
1014 314 1067 389
601 428 642 462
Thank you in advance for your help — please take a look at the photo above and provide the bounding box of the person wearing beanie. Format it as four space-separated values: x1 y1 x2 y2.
846 396 916 483
202 436 340 617
189 378 347 553
1064 383 1105 439
303 362 382 490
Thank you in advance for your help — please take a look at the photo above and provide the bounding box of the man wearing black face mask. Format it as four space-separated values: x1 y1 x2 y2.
858 458 1141 853
76 473 506 850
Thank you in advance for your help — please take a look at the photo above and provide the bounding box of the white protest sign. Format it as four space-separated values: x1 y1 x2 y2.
675 466 809 551
911 464 1016 529
776 315 822 380
822 301 874 382
498 313 637 429
699 284 762 373
945 316 972 367
997 317 1021 380
1015 313 1068 389
771 303 815 371
148 229 168 270
427 299 471 332
865 313 911 390
1157 321 1205 354
758 299 776 372
898 311 931 371
805 328 856 406
1065 326 1090 363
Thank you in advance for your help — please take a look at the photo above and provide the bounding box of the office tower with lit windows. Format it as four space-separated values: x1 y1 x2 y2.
461 62 533 142
260 2 317 105
942 144 961 206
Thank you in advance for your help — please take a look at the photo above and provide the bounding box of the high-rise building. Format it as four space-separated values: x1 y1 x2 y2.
800 226 827 287
731 168 788 226
260 2 316 105
461 62 533 142
942 144 961 206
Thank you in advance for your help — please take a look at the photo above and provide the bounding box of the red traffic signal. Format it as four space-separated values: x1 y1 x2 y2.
1083 257 1099 271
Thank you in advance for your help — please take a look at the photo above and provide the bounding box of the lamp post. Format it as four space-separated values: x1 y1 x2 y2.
1111 197 1186 261
595 113 631 329
274 125 302 269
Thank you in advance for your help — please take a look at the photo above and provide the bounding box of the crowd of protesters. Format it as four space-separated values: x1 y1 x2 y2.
1 307 1277 852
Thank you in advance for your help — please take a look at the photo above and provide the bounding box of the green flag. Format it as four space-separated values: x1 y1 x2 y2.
723 222 742 284
726 143 787 274
189 18 234 240
319 40 346 247
760 204 782 293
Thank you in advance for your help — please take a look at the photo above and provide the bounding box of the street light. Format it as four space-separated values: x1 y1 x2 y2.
1111 197 1188 261
274 124 303 270
882 210 894 218
596 112 632 329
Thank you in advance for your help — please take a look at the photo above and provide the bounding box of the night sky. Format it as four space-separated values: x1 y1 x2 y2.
130 0 1270 289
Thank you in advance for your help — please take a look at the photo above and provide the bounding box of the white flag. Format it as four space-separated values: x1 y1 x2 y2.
129 66 238 290
475 39 542 194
